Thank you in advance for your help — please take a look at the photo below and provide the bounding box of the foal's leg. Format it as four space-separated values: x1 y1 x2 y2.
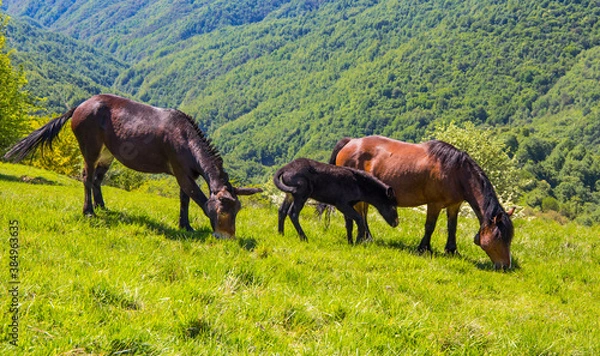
278 194 293 235
337 203 367 244
344 215 354 244
444 203 462 254
288 195 309 241
354 202 373 243
417 203 443 253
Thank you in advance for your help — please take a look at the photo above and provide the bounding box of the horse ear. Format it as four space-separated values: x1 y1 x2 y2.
492 212 503 225
506 207 516 217
493 207 515 224
386 187 396 200
234 187 263 196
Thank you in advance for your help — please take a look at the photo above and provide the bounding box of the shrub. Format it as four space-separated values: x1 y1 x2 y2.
427 121 523 208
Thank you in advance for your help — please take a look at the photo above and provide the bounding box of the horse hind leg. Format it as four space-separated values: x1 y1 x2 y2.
288 195 309 241
278 194 293 235
80 151 106 217
92 151 114 209
82 160 97 216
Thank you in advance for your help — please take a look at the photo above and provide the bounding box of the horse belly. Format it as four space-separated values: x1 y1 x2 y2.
104 138 171 174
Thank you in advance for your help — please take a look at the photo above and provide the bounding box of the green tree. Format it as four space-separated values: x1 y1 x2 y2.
427 122 523 207
0 7 31 152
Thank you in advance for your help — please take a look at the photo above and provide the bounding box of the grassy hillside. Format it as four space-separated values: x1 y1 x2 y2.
1 162 599 354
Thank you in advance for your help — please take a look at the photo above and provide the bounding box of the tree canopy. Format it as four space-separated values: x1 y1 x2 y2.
0 8 31 151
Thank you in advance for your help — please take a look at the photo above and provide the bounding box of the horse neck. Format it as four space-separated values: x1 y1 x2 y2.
192 142 230 194
462 168 501 226
355 173 386 205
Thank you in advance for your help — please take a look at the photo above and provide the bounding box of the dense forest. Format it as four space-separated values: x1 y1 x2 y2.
1 0 599 224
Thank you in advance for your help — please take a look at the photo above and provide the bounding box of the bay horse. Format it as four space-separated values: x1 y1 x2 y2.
4 94 261 238
329 136 515 270
273 158 398 243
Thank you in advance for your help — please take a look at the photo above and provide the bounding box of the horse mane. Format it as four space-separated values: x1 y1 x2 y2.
176 110 224 166
426 140 512 243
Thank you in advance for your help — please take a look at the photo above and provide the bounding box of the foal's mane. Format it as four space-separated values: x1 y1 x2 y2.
427 140 512 242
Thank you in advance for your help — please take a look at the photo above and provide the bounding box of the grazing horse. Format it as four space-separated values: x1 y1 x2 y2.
329 136 515 270
4 94 261 238
273 158 398 243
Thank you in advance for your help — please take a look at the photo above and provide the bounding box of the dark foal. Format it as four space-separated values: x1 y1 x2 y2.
273 158 398 243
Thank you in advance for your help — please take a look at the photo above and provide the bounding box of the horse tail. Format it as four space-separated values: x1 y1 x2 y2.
329 137 352 164
3 107 77 162
273 169 297 194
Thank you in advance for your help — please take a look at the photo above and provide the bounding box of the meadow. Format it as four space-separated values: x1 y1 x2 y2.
1 162 599 355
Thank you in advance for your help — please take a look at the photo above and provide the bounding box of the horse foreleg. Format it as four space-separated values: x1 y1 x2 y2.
179 189 194 231
337 203 367 244
418 204 442 253
174 172 209 226
344 215 354 244
354 202 373 243
278 194 293 235
445 203 462 254
288 196 308 241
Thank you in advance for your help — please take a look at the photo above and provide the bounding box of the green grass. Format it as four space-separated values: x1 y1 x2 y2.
1 162 599 355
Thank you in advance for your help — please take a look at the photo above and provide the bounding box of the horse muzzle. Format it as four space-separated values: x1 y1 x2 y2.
213 231 234 239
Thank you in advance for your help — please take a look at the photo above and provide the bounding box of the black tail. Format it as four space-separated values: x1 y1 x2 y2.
329 137 352 164
3 108 76 162
273 169 296 194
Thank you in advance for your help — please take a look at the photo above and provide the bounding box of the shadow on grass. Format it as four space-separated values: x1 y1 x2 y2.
375 238 522 273
238 237 258 251
84 209 212 241
0 173 61 186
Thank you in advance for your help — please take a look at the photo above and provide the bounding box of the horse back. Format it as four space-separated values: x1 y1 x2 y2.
335 136 463 207
70 94 185 174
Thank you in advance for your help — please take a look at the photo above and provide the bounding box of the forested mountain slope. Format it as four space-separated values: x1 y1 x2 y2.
2 0 599 222
2 0 321 61
5 17 127 112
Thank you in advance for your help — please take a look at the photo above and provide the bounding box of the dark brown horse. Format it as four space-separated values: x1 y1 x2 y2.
330 136 515 270
4 94 261 238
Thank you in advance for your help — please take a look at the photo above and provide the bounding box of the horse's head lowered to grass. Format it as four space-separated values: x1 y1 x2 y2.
475 207 515 270
207 186 263 239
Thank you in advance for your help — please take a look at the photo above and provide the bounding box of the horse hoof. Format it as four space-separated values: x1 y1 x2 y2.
445 248 460 255
417 246 432 254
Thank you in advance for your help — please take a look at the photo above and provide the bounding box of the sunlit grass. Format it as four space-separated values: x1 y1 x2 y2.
1 162 599 354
